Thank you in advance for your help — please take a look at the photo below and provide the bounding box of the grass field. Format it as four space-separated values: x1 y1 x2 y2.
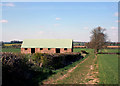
4 44 21 46
2 48 94 53
2 47 118 53
73 48 94 53
42 49 95 84
98 54 118 84
2 47 118 84
74 48 119 84
42 55 89 84
100 49 118 53
2 48 21 53
2 43 21 53
55 53 96 84
42 48 118 84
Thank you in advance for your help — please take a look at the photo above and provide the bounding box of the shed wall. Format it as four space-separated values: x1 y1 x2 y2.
21 48 72 54
21 48 31 54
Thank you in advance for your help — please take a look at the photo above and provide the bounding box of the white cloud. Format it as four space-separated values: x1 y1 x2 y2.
111 27 118 29
38 31 44 34
0 20 8 23
56 17 61 20
114 12 119 16
0 3 15 7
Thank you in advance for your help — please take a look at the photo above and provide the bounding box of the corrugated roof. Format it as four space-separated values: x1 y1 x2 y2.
21 39 72 48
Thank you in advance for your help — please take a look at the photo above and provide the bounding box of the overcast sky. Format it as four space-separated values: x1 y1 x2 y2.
1 2 118 42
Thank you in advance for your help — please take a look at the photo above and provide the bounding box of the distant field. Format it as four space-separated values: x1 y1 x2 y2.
2 48 21 53
73 48 94 53
98 54 118 84
2 48 93 53
2 48 118 54
100 48 118 53
4 44 21 46
74 48 119 53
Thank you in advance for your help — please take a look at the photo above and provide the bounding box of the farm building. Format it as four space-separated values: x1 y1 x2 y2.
21 39 73 54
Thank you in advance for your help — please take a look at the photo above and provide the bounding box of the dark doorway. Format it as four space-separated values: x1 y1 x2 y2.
31 48 35 53
56 48 60 53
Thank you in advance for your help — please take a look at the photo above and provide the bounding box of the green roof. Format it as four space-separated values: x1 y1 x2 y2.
21 39 72 48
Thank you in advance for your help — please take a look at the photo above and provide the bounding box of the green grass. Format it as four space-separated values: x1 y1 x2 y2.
53 55 88 73
56 53 95 84
43 48 119 84
2 47 118 54
55 49 119 84
2 48 93 54
74 48 119 53
2 48 21 53
42 53 89 84
98 54 118 84
2 47 119 84
73 48 94 53
2 47 93 53
42 48 94 84
100 49 118 53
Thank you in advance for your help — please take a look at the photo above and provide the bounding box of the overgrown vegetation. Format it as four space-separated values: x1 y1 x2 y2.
2 51 84 86
30 53 83 69
2 52 53 86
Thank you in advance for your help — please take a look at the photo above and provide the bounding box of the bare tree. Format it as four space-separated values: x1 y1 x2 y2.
89 26 107 54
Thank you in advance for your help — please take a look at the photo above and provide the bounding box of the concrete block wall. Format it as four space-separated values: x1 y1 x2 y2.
21 48 72 54
35 48 56 53
21 48 31 54
60 48 72 53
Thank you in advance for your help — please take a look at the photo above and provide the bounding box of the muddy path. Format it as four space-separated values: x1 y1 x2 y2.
43 56 90 84
43 54 99 84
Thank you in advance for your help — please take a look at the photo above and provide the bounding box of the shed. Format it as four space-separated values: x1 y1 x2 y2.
21 39 73 54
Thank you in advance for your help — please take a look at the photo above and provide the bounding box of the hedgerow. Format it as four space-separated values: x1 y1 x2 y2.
2 52 83 86
32 52 83 69
2 52 52 86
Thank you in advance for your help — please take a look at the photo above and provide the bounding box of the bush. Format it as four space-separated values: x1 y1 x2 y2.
2 52 52 86
2 52 84 86
32 53 83 70
32 53 49 67
81 50 89 54
12 45 21 48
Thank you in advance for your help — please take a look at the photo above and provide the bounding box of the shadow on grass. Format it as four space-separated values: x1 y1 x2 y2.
98 52 120 55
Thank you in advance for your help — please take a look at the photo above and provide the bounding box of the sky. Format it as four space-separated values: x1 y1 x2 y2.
1 2 119 42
